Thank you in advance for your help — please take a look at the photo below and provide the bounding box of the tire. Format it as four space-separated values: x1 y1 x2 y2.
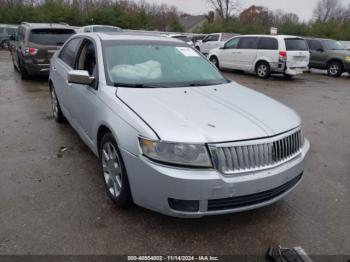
100 133 132 208
209 56 220 69
283 73 293 79
256 61 271 79
50 85 65 123
19 59 29 80
1 40 9 49
327 61 343 77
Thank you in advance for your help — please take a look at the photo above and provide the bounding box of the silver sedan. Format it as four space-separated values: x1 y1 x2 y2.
49 33 310 218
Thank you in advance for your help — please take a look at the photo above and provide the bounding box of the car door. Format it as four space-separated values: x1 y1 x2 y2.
218 37 241 69
51 37 82 122
236 37 259 70
202 34 220 54
309 40 327 68
68 38 100 144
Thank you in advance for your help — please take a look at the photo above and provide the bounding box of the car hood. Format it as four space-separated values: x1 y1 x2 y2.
116 82 301 143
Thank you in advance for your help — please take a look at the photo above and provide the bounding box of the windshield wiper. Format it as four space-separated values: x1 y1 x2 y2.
114 83 164 88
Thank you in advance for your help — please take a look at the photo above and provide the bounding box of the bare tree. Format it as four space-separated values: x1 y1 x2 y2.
206 0 241 20
313 0 344 22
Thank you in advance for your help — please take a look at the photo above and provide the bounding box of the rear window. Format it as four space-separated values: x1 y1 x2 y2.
285 38 308 51
258 37 278 50
93 26 121 32
29 29 75 46
172 35 191 42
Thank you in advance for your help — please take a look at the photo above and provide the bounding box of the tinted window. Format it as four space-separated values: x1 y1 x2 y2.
225 38 240 49
172 35 191 42
258 37 278 50
29 29 75 46
6 28 17 35
310 40 323 51
59 38 81 68
322 40 344 50
285 38 308 51
93 26 121 32
238 37 259 49
207 34 220 42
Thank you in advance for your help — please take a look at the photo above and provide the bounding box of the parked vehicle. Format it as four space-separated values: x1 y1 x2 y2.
10 22 76 79
0 24 18 49
79 25 122 33
49 32 309 218
191 34 207 44
209 35 310 79
195 33 238 55
306 38 350 77
162 34 194 46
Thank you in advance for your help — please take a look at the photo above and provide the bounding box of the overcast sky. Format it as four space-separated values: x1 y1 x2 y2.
144 0 350 21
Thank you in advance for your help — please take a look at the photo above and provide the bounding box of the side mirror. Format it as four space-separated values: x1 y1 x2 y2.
68 70 95 85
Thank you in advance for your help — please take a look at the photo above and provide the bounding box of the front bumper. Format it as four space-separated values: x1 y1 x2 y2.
121 139 310 218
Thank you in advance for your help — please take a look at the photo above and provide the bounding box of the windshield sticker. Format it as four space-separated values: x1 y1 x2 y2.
176 47 200 57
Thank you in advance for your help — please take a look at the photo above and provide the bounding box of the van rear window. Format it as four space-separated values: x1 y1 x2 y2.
29 29 75 46
285 38 308 51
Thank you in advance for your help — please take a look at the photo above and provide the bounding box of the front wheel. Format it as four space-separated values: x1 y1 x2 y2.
327 61 343 77
100 133 132 208
209 56 220 69
50 86 65 123
256 62 271 79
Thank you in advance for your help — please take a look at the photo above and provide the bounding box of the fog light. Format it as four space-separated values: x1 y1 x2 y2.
168 198 199 212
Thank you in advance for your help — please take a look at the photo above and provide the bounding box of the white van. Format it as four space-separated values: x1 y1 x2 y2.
208 35 310 79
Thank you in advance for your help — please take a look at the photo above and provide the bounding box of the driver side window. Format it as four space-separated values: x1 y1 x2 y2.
76 39 98 88
224 38 240 49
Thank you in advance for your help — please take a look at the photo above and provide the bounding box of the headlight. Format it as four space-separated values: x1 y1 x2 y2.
345 56 350 63
139 137 212 167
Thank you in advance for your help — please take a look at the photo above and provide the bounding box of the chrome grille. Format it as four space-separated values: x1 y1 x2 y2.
209 129 303 175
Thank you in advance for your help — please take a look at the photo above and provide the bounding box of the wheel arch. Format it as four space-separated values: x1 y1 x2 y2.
326 58 344 70
254 59 270 71
97 124 113 157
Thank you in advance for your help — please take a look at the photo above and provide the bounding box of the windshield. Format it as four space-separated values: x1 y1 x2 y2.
322 40 344 50
29 29 75 46
103 41 226 87
93 26 122 32
172 35 191 42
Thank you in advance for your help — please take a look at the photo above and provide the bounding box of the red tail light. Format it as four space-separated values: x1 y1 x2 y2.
279 51 287 59
24 47 39 56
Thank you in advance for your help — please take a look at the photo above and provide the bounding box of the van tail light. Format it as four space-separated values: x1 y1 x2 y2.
23 47 39 56
279 51 287 59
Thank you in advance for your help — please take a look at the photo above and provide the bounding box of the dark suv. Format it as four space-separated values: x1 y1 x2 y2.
10 22 76 79
306 38 350 77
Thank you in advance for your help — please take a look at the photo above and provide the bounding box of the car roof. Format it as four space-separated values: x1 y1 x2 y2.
304 37 333 41
231 34 303 39
89 32 184 43
20 23 73 29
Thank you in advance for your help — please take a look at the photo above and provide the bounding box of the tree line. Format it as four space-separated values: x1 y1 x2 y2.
200 0 350 40
0 0 185 32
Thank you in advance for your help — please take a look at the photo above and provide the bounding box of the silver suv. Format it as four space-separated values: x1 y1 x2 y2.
49 33 310 218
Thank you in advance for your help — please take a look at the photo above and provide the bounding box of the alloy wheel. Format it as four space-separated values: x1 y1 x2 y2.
102 142 122 198
329 64 340 76
257 64 268 78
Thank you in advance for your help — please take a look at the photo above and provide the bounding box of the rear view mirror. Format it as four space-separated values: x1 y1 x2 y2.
68 70 95 85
